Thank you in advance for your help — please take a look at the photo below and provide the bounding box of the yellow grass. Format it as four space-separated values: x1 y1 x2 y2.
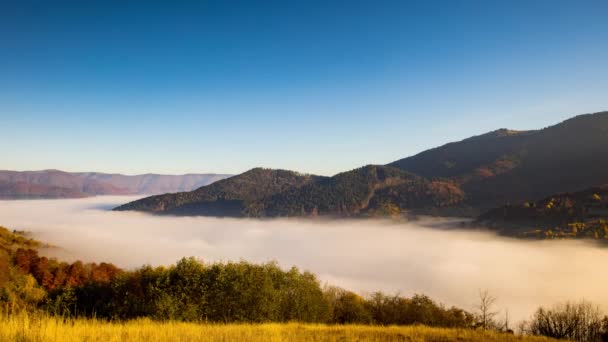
0 312 558 342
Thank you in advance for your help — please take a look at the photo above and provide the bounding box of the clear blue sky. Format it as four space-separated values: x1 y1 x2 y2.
1 1 607 176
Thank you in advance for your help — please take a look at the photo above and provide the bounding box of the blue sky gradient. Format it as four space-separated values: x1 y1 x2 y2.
1 1 607 175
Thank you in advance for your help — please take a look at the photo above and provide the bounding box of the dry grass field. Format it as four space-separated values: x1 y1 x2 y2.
0 312 559 342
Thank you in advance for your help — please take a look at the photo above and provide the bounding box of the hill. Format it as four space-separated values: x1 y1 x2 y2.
0 170 230 199
115 165 465 217
116 110 608 218
114 168 322 216
261 165 464 217
478 185 608 240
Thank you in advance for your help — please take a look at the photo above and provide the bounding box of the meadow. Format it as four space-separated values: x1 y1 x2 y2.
0 312 558 342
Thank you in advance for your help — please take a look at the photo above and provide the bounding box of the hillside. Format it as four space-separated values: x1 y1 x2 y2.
261 165 464 217
0 170 230 199
478 185 608 240
115 165 465 217
390 111 608 209
114 168 322 216
0 226 41 294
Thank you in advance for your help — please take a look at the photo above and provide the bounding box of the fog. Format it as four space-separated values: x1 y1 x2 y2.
1 196 606 323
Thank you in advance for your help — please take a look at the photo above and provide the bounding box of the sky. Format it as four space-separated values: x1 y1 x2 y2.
1 1 607 176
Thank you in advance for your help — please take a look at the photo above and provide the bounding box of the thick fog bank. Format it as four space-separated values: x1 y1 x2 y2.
0 196 606 323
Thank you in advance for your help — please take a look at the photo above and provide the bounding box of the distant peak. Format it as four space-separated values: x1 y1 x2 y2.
488 128 531 137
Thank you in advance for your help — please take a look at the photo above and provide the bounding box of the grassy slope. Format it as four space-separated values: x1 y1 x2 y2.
0 313 557 342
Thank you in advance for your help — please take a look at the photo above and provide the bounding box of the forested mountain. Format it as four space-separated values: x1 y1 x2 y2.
114 168 323 216
478 185 608 240
115 165 465 217
390 111 608 208
116 111 608 218
0 170 230 199
117 112 608 217
261 165 463 217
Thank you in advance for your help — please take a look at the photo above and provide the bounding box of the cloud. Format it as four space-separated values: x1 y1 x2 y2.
0 196 606 323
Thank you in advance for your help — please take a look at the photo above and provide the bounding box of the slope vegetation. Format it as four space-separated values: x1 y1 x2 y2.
390 111 608 208
115 166 464 217
478 185 608 240
114 168 322 216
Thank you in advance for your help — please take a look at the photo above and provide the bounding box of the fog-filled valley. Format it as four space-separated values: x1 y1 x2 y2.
1 196 606 324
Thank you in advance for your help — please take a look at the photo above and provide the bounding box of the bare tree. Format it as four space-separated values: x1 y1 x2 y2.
475 289 499 330
517 320 528 336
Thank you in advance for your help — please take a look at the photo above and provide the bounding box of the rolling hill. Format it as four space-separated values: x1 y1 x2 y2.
116 110 608 218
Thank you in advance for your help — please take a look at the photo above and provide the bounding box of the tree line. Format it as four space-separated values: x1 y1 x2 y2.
5 247 472 327
4 244 608 341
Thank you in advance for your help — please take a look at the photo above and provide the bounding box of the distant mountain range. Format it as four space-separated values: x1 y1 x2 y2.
115 110 608 221
0 170 231 199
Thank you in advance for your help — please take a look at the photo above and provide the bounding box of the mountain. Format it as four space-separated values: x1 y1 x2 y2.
477 185 608 241
389 111 608 209
114 168 322 216
116 110 608 218
72 172 230 195
0 170 230 199
114 165 464 217
0 170 128 199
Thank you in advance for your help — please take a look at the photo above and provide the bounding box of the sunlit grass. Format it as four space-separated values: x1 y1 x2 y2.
0 312 558 342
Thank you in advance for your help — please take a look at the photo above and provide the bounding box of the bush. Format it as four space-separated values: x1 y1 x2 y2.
524 300 608 342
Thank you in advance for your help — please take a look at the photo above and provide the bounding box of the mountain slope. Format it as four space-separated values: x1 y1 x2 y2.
262 165 464 217
114 168 320 216
116 110 608 218
115 165 465 217
478 185 608 240
390 111 608 208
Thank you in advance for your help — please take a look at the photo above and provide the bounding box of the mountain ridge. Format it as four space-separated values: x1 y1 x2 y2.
0 170 231 199
114 110 608 218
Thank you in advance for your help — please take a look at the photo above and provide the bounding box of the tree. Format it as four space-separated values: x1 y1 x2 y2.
475 289 498 329
324 286 371 324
